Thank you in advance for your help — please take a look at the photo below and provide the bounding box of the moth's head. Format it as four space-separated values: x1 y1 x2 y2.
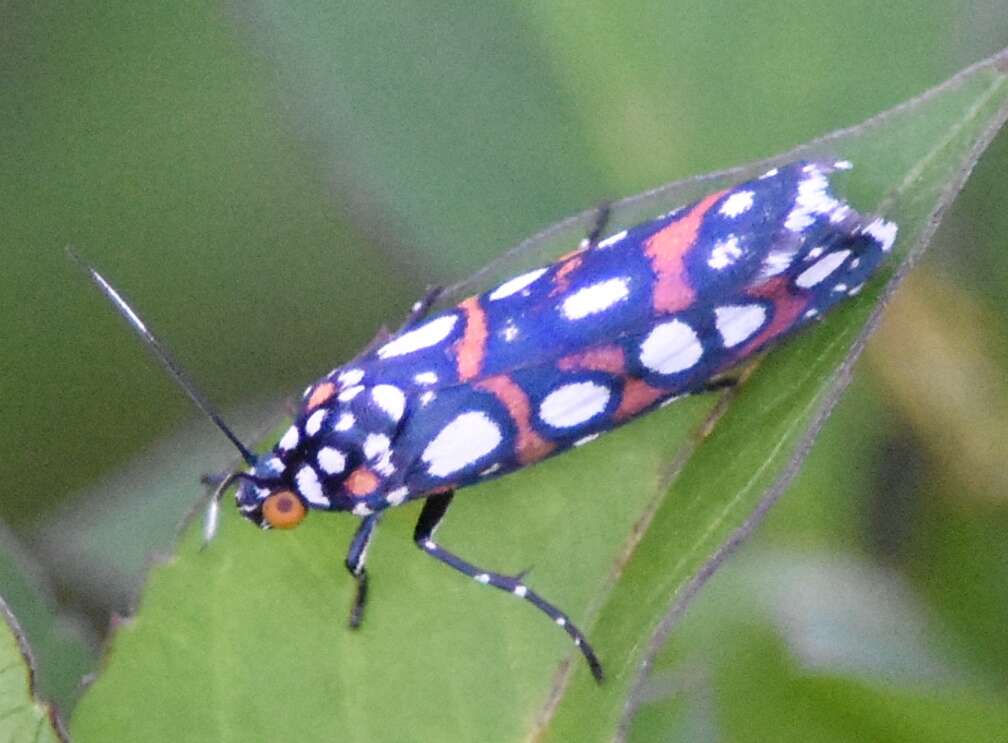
234 456 308 530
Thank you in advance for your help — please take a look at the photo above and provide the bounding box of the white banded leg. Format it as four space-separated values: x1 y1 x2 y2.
413 491 604 682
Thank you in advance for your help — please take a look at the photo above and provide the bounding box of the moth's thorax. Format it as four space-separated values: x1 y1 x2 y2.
235 371 410 524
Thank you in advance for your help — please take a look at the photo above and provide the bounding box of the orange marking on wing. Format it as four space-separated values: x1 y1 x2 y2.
732 277 807 360
476 375 555 465
615 378 666 420
557 345 625 374
305 382 336 411
645 190 726 313
550 253 584 297
454 296 488 381
345 467 380 496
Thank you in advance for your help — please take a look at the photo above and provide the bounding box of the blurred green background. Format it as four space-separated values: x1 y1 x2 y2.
2 1 1006 737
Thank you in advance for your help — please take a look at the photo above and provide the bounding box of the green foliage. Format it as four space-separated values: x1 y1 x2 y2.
0 527 95 715
0 599 66 742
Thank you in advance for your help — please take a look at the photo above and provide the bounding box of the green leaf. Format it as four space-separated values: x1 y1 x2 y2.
0 523 96 716
70 49 1008 742
627 551 1008 742
0 597 68 742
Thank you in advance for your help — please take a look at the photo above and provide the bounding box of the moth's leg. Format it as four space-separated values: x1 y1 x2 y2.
345 512 382 628
198 471 256 548
413 491 604 682
400 285 444 330
583 201 612 248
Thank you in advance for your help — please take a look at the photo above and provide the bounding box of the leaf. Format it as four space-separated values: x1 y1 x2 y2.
0 523 96 716
0 597 68 742
69 49 1008 742
627 551 1008 743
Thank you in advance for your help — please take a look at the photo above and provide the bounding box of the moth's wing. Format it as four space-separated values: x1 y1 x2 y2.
350 162 888 393
455 160 898 401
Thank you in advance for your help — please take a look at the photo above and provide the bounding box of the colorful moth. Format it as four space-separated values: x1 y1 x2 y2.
76 160 897 682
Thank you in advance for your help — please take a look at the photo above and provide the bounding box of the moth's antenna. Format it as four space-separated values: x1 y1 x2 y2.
68 246 258 467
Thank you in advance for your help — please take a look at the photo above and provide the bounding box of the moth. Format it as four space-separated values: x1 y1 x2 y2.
76 160 896 681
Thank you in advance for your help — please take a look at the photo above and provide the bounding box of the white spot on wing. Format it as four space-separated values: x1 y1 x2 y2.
295 465 329 507
759 167 779 179
377 315 458 359
561 278 630 320
363 434 391 461
719 190 754 218
413 371 438 385
333 412 355 431
785 167 840 232
338 368 364 387
714 304 766 348
374 450 395 476
317 447 347 475
864 218 898 252
371 384 406 422
758 248 799 278
574 433 599 447
708 235 742 270
489 268 547 301
304 409 326 437
795 250 851 288
538 382 611 428
639 320 703 375
278 426 299 451
422 411 502 477
338 385 363 402
829 205 852 224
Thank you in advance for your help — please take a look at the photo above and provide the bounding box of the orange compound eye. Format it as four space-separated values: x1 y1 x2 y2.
261 490 307 529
